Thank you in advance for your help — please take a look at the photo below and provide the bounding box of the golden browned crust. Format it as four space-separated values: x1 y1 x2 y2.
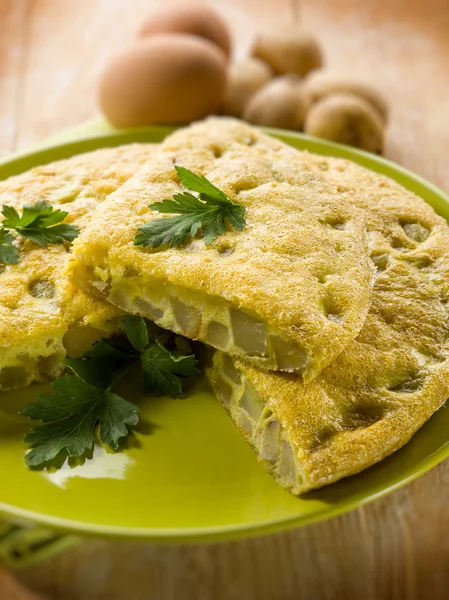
69 118 374 379
0 144 157 389
207 153 449 493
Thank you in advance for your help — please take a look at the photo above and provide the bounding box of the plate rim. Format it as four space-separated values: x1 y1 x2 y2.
1 441 448 543
1 124 449 543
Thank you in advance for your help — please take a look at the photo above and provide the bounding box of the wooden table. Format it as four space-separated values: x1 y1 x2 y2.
1 0 449 598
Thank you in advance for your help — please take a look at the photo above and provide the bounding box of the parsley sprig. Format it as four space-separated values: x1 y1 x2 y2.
135 166 246 249
21 374 140 468
0 230 18 265
20 316 199 468
0 201 80 265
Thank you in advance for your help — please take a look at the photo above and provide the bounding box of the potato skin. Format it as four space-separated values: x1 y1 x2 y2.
304 93 384 153
243 76 309 130
223 58 273 117
304 71 389 122
251 29 323 77
138 1 231 57
99 35 228 127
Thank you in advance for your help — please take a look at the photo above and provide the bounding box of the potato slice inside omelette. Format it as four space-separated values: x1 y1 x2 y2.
0 144 157 391
69 118 374 380
207 155 449 493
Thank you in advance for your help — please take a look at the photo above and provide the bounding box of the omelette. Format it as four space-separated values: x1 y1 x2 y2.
69 119 373 380
0 144 157 391
207 153 449 493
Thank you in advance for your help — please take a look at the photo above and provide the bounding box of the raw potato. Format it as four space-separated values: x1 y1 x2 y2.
138 1 231 57
304 93 384 153
223 58 273 117
243 75 309 130
304 71 389 122
251 29 323 77
99 35 227 127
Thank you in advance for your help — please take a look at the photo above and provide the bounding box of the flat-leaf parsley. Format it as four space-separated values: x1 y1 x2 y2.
0 230 19 265
135 166 246 249
0 201 80 264
20 316 199 468
21 375 139 467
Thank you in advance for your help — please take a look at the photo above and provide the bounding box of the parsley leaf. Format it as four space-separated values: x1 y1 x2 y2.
20 316 200 468
140 342 199 396
1 201 80 248
122 314 149 351
65 337 134 387
134 166 246 249
21 375 139 467
0 230 19 265
174 166 230 203
83 338 134 361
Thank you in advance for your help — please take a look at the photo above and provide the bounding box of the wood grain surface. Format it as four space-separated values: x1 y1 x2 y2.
1 0 449 598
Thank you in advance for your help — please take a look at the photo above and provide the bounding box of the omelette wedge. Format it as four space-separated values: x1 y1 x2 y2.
0 144 157 391
207 154 449 494
69 119 373 380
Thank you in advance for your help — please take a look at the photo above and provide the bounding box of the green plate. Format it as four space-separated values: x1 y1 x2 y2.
1 125 449 544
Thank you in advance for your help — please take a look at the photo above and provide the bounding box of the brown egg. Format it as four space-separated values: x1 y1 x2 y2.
138 1 231 57
99 35 228 128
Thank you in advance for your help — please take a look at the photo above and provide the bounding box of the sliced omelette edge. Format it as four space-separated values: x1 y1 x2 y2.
0 143 158 391
207 152 449 493
69 118 374 381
